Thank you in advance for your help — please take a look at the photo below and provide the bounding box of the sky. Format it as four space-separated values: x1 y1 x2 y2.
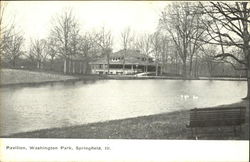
3 1 170 51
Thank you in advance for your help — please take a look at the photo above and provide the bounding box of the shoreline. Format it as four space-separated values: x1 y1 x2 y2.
107 75 247 81
0 73 247 88
4 101 249 140
0 69 105 88
0 76 246 88
0 68 247 87
0 78 103 88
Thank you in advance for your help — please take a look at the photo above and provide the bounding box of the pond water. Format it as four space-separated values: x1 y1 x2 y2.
0 79 247 136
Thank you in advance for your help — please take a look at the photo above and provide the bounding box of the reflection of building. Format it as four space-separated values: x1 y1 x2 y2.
90 49 159 75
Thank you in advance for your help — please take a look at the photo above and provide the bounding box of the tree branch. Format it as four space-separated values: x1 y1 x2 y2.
214 53 247 65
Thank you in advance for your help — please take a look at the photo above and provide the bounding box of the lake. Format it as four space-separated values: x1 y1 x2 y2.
0 79 247 136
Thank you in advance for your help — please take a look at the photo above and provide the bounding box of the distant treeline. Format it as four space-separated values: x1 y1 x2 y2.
1 56 246 78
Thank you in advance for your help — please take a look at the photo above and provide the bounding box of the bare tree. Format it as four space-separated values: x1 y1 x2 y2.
151 31 161 76
200 45 221 77
2 30 24 68
0 1 8 56
120 27 133 73
0 1 15 63
49 9 80 74
135 33 152 73
0 1 6 59
29 39 48 69
159 2 205 78
47 37 58 70
158 34 170 75
79 33 95 57
77 33 97 74
200 2 250 98
94 26 113 74
187 7 207 77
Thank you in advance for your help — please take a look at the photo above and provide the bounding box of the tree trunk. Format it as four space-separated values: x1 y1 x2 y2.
246 59 250 99
41 62 43 69
194 56 198 78
183 61 187 78
84 63 87 74
189 56 193 77
85 61 90 74
155 62 158 76
79 62 82 74
50 58 54 71
68 59 71 74
244 66 250 139
12 59 16 68
63 59 67 74
122 50 126 74
155 53 158 76
37 61 40 69
161 53 165 75
107 53 110 74
247 70 250 99
72 61 75 74
160 63 163 75
175 51 178 75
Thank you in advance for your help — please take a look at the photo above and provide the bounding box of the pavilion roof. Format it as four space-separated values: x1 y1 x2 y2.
89 49 155 66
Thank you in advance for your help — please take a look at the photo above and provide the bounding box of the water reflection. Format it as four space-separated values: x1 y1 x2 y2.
0 79 98 90
0 80 247 136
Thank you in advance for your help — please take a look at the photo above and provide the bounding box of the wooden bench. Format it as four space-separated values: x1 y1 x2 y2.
186 106 246 138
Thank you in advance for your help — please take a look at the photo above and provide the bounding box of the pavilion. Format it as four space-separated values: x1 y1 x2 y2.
89 49 160 75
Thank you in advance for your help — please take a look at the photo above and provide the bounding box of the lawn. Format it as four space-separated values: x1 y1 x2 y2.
0 69 77 85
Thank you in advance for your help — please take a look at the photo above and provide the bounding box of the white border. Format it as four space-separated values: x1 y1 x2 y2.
0 138 249 162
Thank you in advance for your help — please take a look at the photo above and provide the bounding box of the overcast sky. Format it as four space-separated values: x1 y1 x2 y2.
4 1 170 51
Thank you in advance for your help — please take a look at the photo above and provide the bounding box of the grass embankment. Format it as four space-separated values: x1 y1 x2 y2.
0 69 103 86
0 69 246 86
8 100 249 140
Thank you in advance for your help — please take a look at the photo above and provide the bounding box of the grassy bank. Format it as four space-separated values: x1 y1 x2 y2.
0 69 246 86
0 69 103 86
7 100 249 140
